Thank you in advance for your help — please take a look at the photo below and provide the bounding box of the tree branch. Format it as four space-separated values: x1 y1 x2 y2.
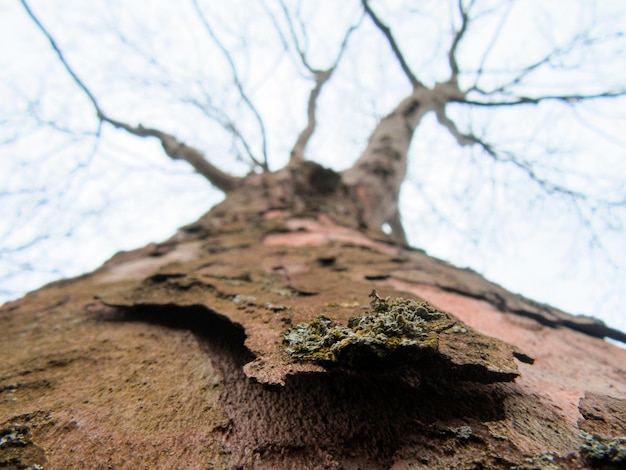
100 117 241 193
279 3 362 162
448 0 474 80
19 0 102 113
289 70 332 163
277 0 314 73
461 30 626 104
361 0 424 89
470 1 513 91
434 107 596 202
184 93 266 170
19 0 241 193
191 0 269 171
468 30 624 96
459 90 626 107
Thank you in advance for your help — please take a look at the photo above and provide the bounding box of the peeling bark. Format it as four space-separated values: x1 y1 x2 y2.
2 177 624 469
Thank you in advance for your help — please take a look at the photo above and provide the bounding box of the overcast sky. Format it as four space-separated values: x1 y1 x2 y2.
1 0 625 336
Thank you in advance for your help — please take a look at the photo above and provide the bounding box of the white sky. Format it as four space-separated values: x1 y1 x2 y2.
1 0 625 335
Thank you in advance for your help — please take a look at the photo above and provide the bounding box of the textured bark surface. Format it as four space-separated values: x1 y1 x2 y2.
1 166 625 469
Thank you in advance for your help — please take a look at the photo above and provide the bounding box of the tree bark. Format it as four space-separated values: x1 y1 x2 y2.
1 163 625 469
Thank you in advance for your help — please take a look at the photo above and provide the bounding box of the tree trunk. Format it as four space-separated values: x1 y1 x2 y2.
1 162 625 469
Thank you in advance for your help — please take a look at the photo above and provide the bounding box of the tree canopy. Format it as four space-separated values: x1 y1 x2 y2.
2 0 626 332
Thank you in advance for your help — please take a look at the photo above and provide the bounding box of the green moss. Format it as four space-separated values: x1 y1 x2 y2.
283 290 454 368
580 431 626 466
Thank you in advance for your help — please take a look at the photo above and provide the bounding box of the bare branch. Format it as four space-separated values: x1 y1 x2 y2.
101 117 241 193
258 0 290 53
468 30 624 95
471 1 514 91
19 0 241 193
474 46 570 95
460 28 626 105
191 0 269 171
361 0 424 89
434 108 477 147
277 0 313 73
448 0 474 80
184 93 266 170
19 0 102 113
289 70 331 162
434 107 605 203
279 5 362 162
460 90 626 107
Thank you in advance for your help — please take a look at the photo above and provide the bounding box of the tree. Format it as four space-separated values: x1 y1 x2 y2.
1 1 625 468
2 0 626 329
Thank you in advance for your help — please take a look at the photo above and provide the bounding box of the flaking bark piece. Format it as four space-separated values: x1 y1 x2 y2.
283 290 519 383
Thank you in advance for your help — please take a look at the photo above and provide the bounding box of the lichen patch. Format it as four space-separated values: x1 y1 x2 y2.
283 290 454 368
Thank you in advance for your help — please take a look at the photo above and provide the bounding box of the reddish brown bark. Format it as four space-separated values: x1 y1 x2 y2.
1 168 624 469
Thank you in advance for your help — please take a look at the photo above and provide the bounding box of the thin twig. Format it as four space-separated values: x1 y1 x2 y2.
448 0 474 79
361 0 424 89
471 1 513 91
469 30 623 95
20 0 102 114
435 107 592 201
185 94 266 169
191 0 269 171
